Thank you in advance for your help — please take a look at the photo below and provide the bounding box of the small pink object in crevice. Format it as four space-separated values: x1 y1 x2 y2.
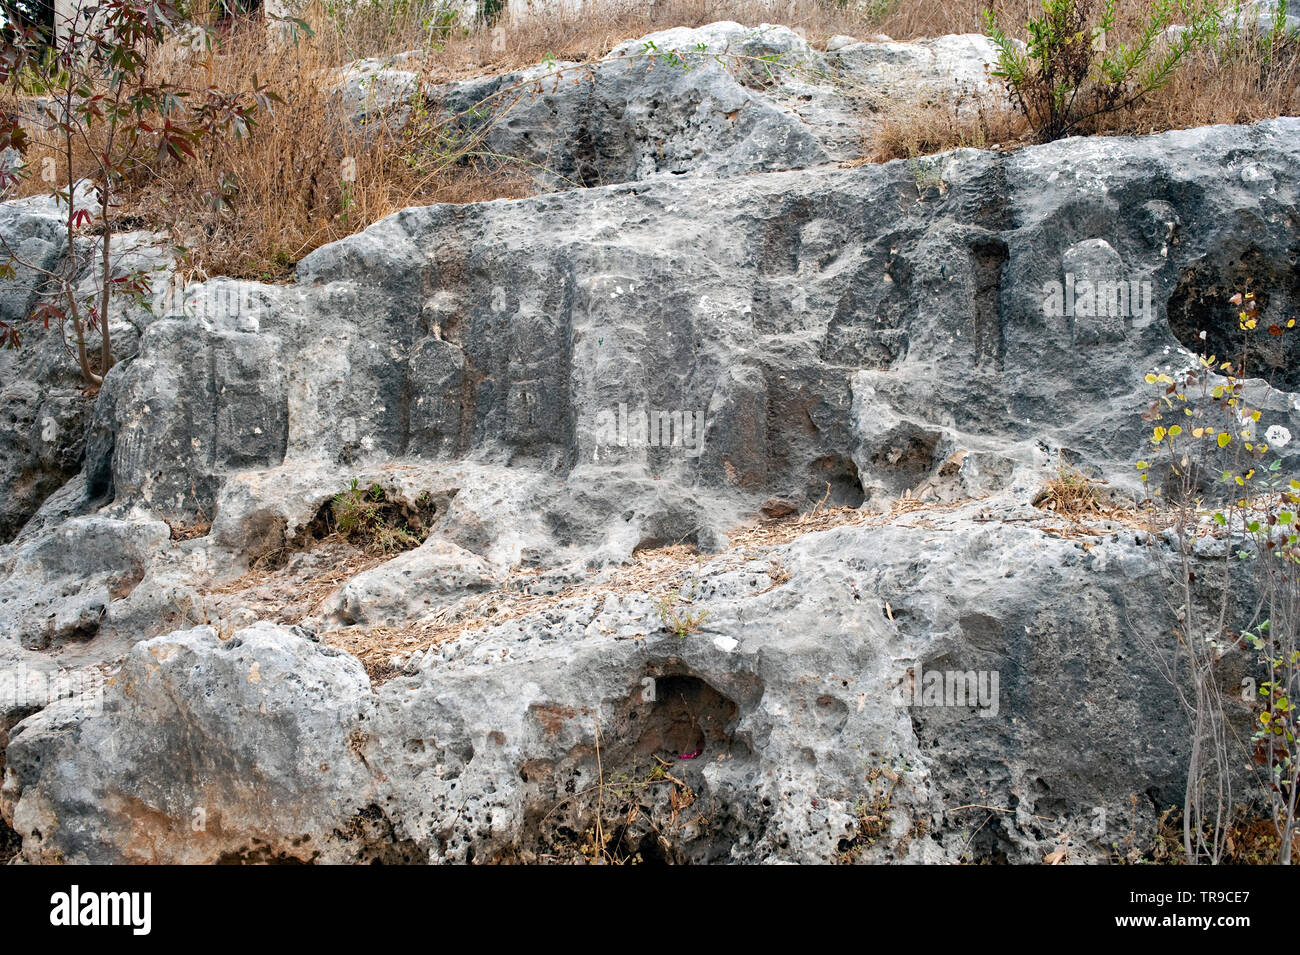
679 749 702 760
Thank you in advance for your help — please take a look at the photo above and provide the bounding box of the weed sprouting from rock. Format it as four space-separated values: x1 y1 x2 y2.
655 588 709 638
330 479 433 555
838 763 910 863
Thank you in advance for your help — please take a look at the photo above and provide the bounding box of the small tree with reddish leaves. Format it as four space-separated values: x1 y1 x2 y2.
0 1 275 387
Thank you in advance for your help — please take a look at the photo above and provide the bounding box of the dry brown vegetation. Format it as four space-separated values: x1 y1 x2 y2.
321 0 937 76
313 482 1158 683
1035 462 1109 521
1103 33 1300 134
249 491 1005 682
869 3 1299 159
10 18 534 280
1110 798 1300 864
312 1 1077 80
4 1 1297 279
867 92 1030 161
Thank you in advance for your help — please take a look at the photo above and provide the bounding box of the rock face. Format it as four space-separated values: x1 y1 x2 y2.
4 624 375 864
357 22 1004 187
0 520 1188 864
0 203 159 545
0 191 95 543
2 22 1300 864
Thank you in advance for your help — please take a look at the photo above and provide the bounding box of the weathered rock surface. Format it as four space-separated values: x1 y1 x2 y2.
3 623 375 864
0 513 1194 864
2 22 1299 864
322 538 498 626
0 189 101 542
355 22 1005 188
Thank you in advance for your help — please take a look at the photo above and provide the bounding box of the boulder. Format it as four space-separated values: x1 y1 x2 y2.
1 624 376 864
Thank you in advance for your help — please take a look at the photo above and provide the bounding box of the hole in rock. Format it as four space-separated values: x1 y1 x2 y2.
867 426 940 496
1167 251 1300 392
970 237 1008 366
635 675 739 761
635 832 671 865
808 454 864 508
301 485 438 549
252 485 441 570
330 805 424 864
216 844 312 865
516 675 757 863
0 814 19 863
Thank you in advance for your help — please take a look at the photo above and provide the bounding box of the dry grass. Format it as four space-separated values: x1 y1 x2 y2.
133 24 532 281
6 2 1297 276
377 1 1053 82
322 494 1009 682
865 3 1299 160
8 16 531 281
1034 462 1109 522
302 0 1049 74
323 542 714 679
165 515 214 541
378 1 891 78
868 91 1030 161
1026 462 1170 544
1097 35 1300 136
205 535 392 614
871 12 1300 160
194 477 1165 685
867 0 1013 40
1111 799 1300 864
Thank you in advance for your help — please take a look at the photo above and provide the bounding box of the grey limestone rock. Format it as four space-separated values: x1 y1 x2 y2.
2 21 1299 864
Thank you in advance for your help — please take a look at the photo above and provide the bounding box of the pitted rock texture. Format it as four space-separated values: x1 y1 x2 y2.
355 22 1005 187
3 624 374 864
0 516 1194 864
2 22 1299 864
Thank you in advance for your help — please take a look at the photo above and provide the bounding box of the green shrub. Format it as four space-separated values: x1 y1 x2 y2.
983 0 1223 141
331 479 429 554
655 589 708 638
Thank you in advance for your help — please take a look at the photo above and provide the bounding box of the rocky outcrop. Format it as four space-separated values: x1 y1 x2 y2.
350 22 1005 187
0 203 161 544
2 22 1299 864
5 511 1194 864
0 190 94 542
4 623 374 864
